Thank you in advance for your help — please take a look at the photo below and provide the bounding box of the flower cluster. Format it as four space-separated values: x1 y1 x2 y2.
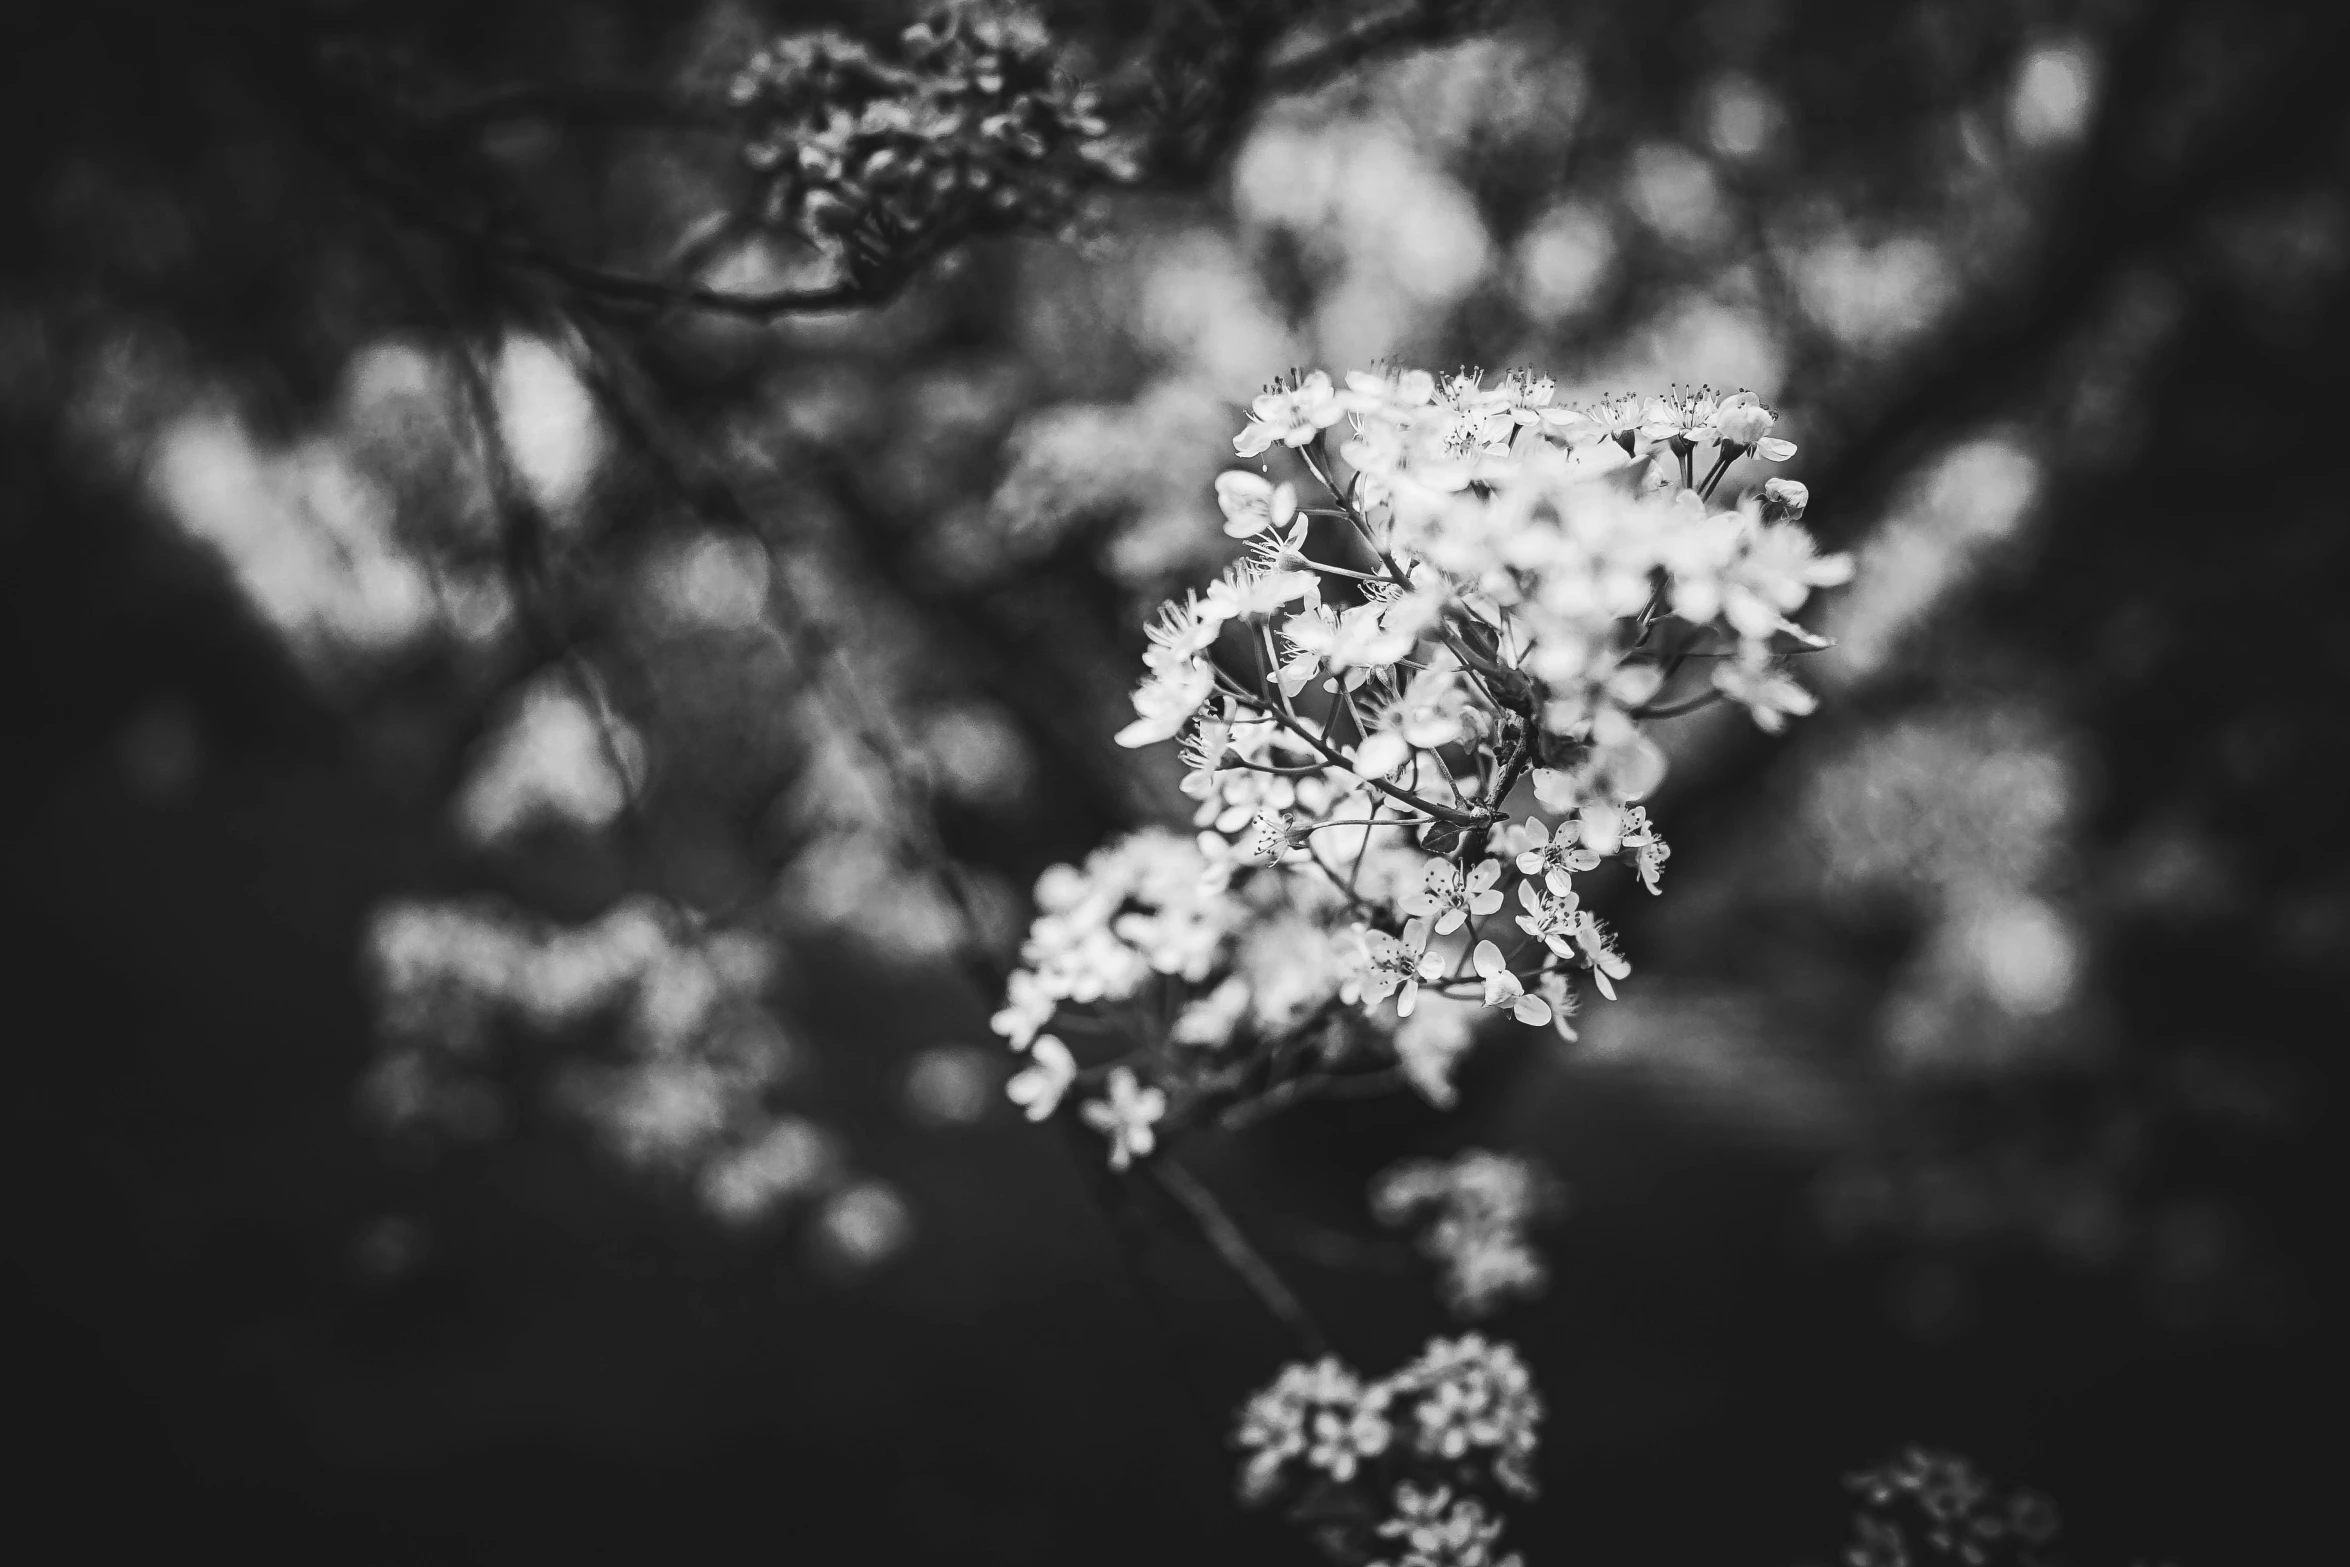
360 898 898 1232
1236 1336 1542 1561
729 0 1134 267
1374 1484 1523 1567
1235 1357 1397 1500
993 362 1850 1167
1373 1150 1564 1318
1844 1449 2063 1567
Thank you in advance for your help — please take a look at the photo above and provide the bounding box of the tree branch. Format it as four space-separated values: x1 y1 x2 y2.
1261 0 1501 94
1151 1157 1334 1359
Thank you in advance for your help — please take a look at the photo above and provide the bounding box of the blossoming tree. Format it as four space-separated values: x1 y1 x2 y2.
991 364 1851 1560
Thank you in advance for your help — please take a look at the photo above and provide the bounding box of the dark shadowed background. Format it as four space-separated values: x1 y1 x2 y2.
3 1 2341 1562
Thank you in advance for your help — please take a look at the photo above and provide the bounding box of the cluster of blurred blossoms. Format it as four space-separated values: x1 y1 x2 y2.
991 364 1851 1166
1235 1334 1540 1567
728 0 1136 268
1373 1150 1564 1319
362 899 905 1256
1843 1448 2064 1567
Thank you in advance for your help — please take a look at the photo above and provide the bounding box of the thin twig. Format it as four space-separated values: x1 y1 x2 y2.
558 310 1348 1374
1220 678 1490 827
362 202 649 829
1151 1159 1333 1359
1261 0 1501 94
1219 1066 1410 1131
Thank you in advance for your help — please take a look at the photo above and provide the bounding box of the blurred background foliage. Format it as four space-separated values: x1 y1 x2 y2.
2 0 2342 1561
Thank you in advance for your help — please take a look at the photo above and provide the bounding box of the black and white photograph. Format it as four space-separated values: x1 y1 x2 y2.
4 1 2339 1561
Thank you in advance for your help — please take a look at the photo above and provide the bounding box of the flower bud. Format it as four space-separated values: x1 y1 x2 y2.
1713 400 1776 447
1760 477 1809 522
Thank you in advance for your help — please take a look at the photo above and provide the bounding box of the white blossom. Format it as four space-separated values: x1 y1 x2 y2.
1234 1357 1392 1499
1511 879 1580 960
989 967 1056 1049
1114 655 1215 748
1760 476 1809 520
1403 857 1506 935
1713 652 1821 732
1394 994 1479 1108
1352 916 1444 1017
1170 974 1252 1049
1511 816 1600 895
1235 371 1348 456
1005 1034 1076 1120
1234 1334 1541 1515
1376 1485 1523 1567
1618 804 1671 894
1392 1335 1544 1497
1374 1151 1561 1319
1204 559 1315 621
1279 599 1414 695
1080 1065 1166 1169
1471 940 1552 1027
1705 389 1798 460
1215 469 1300 538
1570 912 1631 1000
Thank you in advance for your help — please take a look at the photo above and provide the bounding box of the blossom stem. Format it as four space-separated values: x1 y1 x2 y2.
1252 626 1293 716
1446 628 1514 681
1303 846 1384 919
1303 436 1412 585
1218 1066 1410 1131
1346 806 1376 894
1226 688 1490 827
1423 741 1468 802
1459 716 1532 861
1697 448 1737 500
1632 689 1728 720
1150 1159 1332 1359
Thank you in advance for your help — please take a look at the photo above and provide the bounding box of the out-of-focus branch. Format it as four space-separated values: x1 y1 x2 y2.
560 314 994 976
1219 1065 1411 1131
313 0 1515 323
458 240 875 321
780 444 1161 834
1799 1 2347 555
1655 2 2350 841
439 339 649 830
1153 1158 1333 1358
285 0 1519 1382
1260 0 1501 94
562 308 1332 1368
354 182 650 827
291 0 1337 1361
